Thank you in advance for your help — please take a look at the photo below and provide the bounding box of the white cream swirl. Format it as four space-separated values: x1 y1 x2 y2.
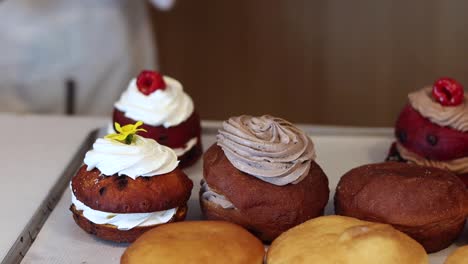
84 135 178 179
217 115 316 186
71 190 176 230
106 122 198 158
396 143 468 174
114 76 194 128
409 87 468 132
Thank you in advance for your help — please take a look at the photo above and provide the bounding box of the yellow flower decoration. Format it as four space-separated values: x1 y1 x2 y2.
105 121 147 144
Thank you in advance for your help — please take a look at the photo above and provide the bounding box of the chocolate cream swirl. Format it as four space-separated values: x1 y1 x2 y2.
200 180 235 209
217 115 316 186
409 87 468 132
397 143 468 174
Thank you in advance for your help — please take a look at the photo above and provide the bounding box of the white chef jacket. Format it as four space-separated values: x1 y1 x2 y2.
0 0 174 116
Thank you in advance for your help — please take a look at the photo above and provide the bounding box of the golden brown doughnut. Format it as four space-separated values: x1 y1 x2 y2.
121 221 264 264
266 215 427 264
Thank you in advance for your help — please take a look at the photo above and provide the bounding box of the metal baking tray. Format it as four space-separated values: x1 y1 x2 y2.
13 123 468 264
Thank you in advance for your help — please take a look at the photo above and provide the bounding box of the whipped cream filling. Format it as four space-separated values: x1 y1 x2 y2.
396 143 468 174
173 137 198 157
217 115 316 186
114 76 194 128
71 190 176 230
409 87 468 132
84 135 178 179
200 180 235 209
106 123 197 158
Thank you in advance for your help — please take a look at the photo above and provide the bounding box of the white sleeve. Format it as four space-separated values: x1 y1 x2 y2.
149 0 176 11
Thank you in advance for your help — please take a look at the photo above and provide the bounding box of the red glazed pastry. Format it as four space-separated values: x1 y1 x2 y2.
387 77 468 186
113 70 202 168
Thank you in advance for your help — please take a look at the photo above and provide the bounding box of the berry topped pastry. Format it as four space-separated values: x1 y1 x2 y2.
387 77 468 186
70 122 193 243
113 70 202 168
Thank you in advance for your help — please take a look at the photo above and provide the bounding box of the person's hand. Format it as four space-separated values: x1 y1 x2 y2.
149 0 175 11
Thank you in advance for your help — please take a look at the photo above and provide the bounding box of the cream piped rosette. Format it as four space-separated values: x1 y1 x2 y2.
217 115 316 186
409 87 468 132
114 76 194 128
84 121 178 178
83 136 178 179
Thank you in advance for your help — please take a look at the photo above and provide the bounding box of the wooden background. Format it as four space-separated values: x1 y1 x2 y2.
149 1 468 126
